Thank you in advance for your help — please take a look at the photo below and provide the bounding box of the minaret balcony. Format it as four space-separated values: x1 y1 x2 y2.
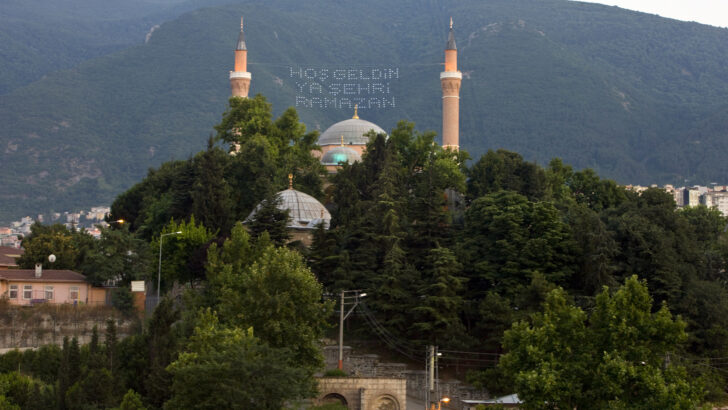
229 71 251 79
440 71 462 80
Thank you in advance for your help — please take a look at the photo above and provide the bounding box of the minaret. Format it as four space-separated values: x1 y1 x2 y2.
230 17 251 98
441 17 462 150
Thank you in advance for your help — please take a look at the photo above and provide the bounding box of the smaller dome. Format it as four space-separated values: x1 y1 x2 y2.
321 146 362 166
246 189 331 230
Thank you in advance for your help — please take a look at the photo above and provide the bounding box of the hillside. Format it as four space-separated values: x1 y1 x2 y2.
0 0 236 95
2 0 728 223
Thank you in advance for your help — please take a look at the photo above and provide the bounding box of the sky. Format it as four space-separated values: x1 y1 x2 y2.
574 0 728 28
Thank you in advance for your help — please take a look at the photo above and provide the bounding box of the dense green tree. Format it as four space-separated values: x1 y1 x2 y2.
116 390 147 410
143 298 182 408
153 217 215 291
216 95 325 216
0 372 53 410
67 368 117 409
109 160 193 240
460 191 576 298
28 345 61 384
165 311 310 410
79 226 151 286
16 223 92 270
57 337 81 410
566 204 618 295
568 168 630 212
500 276 702 409
467 150 546 201
205 227 330 377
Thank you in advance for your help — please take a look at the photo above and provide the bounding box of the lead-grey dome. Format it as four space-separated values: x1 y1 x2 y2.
246 189 331 230
317 118 386 147
321 146 362 166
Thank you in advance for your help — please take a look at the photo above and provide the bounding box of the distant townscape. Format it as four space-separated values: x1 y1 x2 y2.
0 206 110 247
628 184 728 215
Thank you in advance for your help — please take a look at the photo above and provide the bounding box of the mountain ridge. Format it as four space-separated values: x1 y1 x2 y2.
2 0 728 223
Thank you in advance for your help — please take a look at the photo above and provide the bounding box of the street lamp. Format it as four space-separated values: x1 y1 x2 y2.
438 397 450 410
338 290 367 370
157 231 182 299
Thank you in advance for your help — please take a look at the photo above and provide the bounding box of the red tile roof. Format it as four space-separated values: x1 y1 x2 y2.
0 269 87 283
0 246 23 267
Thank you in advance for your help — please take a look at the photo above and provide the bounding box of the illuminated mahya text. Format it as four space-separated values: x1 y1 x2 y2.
289 66 398 110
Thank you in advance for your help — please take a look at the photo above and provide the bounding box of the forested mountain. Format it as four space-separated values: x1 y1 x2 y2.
2 0 728 223
0 0 236 95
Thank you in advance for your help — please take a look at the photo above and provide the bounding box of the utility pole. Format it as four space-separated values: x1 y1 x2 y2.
338 290 367 370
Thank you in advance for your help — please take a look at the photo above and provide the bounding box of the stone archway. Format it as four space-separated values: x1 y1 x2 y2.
322 392 348 408
372 394 400 410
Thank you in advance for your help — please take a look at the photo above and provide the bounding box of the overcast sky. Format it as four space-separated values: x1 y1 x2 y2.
574 0 728 28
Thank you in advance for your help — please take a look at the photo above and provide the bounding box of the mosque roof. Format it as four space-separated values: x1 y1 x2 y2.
321 146 362 166
246 183 331 230
317 109 386 147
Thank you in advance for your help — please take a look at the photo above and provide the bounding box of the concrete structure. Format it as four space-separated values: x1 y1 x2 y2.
315 377 406 410
441 18 462 151
703 190 728 215
683 187 704 207
0 267 109 306
230 17 251 98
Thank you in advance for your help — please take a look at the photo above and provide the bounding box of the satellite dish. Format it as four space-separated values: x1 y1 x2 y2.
48 254 56 263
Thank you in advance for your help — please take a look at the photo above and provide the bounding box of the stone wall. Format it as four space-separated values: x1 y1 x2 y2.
0 302 135 351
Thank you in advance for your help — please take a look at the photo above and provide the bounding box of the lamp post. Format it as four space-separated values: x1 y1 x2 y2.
157 231 182 300
338 290 367 370
437 397 450 410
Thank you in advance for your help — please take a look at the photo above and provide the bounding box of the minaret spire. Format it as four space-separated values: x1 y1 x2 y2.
230 16 251 97
441 17 462 151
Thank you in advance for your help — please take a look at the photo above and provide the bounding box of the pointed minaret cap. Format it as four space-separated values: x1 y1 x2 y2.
352 104 359 119
446 17 457 50
236 17 247 50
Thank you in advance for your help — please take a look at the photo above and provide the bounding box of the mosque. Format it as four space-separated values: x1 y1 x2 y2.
231 18 462 242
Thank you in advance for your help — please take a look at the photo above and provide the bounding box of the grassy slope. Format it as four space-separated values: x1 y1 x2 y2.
1 0 728 222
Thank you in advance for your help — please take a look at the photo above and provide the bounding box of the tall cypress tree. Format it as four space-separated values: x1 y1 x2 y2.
105 319 118 373
191 137 234 235
246 193 290 246
412 247 467 346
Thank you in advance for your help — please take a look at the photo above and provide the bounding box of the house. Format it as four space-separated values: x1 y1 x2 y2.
0 246 23 269
0 265 109 306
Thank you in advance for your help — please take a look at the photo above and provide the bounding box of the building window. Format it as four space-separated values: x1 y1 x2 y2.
9 285 18 299
45 286 54 301
70 286 79 301
23 285 32 300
